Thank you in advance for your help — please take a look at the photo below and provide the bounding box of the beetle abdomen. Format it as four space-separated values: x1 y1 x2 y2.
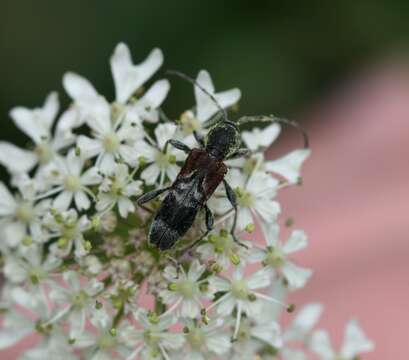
149 190 200 250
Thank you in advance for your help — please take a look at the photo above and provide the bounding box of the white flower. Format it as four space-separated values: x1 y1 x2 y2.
44 149 102 211
250 223 312 289
20 331 77 360
0 287 66 353
44 209 92 258
159 260 209 319
137 123 184 185
120 310 185 360
207 265 275 339
180 319 231 360
49 271 104 339
241 123 281 151
265 148 311 184
76 96 142 174
0 92 76 176
213 169 280 230
195 70 240 123
73 308 127 360
177 70 241 140
197 228 251 269
63 43 168 128
3 244 61 285
96 163 143 218
309 319 374 360
283 303 323 343
0 180 50 246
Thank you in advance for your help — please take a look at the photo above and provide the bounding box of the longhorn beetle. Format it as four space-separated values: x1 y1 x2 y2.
137 71 308 252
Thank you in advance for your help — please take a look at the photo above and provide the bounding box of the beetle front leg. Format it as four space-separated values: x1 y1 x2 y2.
137 187 170 213
193 130 205 148
164 139 191 154
223 179 248 249
227 148 252 160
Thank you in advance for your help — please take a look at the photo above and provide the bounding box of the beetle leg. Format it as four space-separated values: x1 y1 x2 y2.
223 179 248 249
193 130 205 148
137 187 170 213
164 139 191 154
177 205 214 256
204 204 214 231
227 148 252 159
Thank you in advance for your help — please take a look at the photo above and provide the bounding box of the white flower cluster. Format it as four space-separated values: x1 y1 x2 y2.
0 43 374 360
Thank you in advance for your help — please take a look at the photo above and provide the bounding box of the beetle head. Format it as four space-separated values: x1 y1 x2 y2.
205 121 241 160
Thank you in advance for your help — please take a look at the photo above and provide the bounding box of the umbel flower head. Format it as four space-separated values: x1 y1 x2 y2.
0 42 374 360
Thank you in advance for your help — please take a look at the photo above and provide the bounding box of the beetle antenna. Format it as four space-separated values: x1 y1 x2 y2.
237 115 309 148
166 70 228 123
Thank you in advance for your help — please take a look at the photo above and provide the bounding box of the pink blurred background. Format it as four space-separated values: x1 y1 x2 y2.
272 59 409 359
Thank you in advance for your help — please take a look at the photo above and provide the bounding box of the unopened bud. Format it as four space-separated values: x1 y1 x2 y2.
147 311 159 325
247 293 257 302
219 229 228 238
245 223 255 233
229 252 240 265
285 218 294 227
22 236 33 246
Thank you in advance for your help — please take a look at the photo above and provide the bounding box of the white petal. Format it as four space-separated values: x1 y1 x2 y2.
195 70 241 122
285 303 323 341
62 272 80 293
85 97 112 135
215 88 241 111
137 79 170 110
0 142 37 173
181 299 199 318
0 182 17 212
10 107 45 143
0 329 31 349
3 221 26 247
56 107 83 132
99 153 116 174
282 230 308 254
340 319 375 358
246 267 272 290
206 334 231 355
187 259 205 281
77 135 103 159
41 91 59 130
118 197 134 218
265 149 311 184
260 222 280 247
141 164 160 185
111 44 163 103
4 258 27 283
254 199 281 223
216 294 235 316
309 330 336 360
282 261 312 289
63 72 98 104
74 191 91 210
155 123 177 150
237 207 254 230
66 149 83 175
80 167 102 185
242 123 281 151
53 191 73 211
